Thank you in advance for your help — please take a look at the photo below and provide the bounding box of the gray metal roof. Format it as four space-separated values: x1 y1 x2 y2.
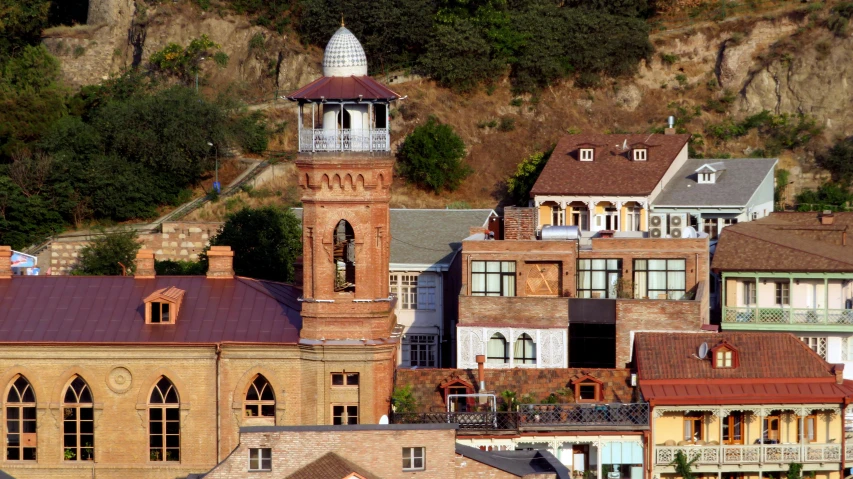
455 444 570 478
652 158 777 207
292 208 494 270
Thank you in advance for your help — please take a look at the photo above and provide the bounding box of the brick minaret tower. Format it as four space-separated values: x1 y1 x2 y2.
287 24 401 341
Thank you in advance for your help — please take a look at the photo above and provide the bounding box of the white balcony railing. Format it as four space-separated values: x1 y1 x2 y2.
723 306 853 325
655 444 842 465
298 128 390 152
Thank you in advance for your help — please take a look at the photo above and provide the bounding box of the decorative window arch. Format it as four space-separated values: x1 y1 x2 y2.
244 375 275 423
513 333 536 365
333 220 356 293
63 376 94 461
6 375 37 461
487 333 509 364
148 377 180 462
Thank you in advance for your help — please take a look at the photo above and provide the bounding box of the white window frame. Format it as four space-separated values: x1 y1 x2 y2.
799 337 827 359
389 273 436 310
626 207 641 232
248 448 272 472
402 447 425 471
698 172 715 184
402 334 437 367
843 337 853 361
743 281 756 306
579 148 594 161
633 148 647 161
775 282 790 306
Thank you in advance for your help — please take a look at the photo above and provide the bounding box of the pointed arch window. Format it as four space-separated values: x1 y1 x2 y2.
333 220 356 292
244 375 275 423
148 377 180 462
6 375 37 461
514 333 536 365
63 377 94 461
487 333 509 364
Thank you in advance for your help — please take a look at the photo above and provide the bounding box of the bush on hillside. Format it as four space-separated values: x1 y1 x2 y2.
72 229 141 276
397 116 471 194
817 136 853 184
506 150 551 206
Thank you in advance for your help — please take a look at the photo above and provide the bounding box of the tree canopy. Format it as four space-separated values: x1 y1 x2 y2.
397 116 471 194
71 229 142 276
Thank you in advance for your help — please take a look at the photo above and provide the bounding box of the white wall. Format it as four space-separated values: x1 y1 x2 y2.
392 271 444 366
732 278 848 309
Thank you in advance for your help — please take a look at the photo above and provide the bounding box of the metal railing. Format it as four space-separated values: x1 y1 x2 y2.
392 403 649 432
298 128 390 152
655 444 842 465
723 306 853 325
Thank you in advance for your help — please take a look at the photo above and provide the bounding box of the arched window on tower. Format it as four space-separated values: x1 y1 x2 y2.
244 375 275 424
6 375 36 461
333 220 356 292
148 377 180 462
63 376 94 461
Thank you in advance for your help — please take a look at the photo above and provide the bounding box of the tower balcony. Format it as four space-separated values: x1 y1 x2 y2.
299 127 390 153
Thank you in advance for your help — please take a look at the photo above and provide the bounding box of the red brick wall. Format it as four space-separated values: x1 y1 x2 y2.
503 207 536 240
458 296 568 328
203 427 458 479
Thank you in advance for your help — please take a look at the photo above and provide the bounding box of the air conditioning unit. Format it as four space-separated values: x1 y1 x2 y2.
669 213 687 238
649 214 667 238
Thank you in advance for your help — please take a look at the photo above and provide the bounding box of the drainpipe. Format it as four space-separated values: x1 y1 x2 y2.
476 355 486 392
216 343 222 463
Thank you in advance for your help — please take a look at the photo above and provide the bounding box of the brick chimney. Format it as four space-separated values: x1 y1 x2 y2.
821 210 835 225
0 246 11 279
503 207 536 240
207 246 234 279
833 364 845 384
135 249 156 279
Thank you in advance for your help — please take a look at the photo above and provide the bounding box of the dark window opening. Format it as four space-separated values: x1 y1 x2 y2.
578 385 596 400
331 373 359 387
245 375 275 419
49 0 88 27
6 375 36 461
332 405 358 425
63 377 94 461
150 301 170 323
569 323 615 368
333 220 356 292
375 104 387 129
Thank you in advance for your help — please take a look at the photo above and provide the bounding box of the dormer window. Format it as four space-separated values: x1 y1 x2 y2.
144 287 185 325
711 341 739 369
633 148 647 161
579 148 594 161
571 374 603 403
698 172 715 184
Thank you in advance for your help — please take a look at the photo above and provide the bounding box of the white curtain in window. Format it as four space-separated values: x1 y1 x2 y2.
667 271 686 299
648 272 667 292
487 334 507 363
635 272 648 298
502 275 515 297
514 334 536 364
591 272 606 291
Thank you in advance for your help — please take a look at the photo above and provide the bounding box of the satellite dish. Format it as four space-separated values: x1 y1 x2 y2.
682 226 698 238
698 342 709 359
378 414 389 425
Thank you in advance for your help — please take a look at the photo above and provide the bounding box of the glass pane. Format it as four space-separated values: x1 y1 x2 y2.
591 259 605 270
607 259 619 270
150 421 163 435
346 373 359 386
649 260 667 270
634 259 647 270
472 261 485 273
668 259 686 270
149 408 162 421
578 259 590 270
332 374 344 386
166 408 180 421
486 262 500 273
502 261 515 272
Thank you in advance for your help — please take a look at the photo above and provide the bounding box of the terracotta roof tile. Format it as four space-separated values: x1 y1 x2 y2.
530 134 690 197
397 368 638 411
286 452 379 479
711 212 853 272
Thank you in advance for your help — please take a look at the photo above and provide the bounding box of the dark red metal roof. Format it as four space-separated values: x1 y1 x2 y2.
286 76 401 101
641 380 853 405
0 276 302 344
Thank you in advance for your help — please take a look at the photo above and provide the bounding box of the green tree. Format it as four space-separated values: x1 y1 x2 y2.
391 385 419 414
207 206 302 282
795 183 852 212
0 0 51 59
668 451 698 479
785 462 804 479
149 35 228 84
72 229 142 276
818 136 853 184
420 18 504 92
154 259 206 275
397 116 471 193
506 150 551 206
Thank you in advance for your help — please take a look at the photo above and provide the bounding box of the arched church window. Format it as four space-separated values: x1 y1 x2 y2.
148 377 180 462
6 375 37 461
245 375 275 422
334 220 356 292
63 376 94 461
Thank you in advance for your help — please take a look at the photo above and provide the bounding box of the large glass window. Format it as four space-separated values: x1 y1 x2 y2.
633 259 686 300
487 333 509 364
683 413 704 441
471 261 515 297
577 259 621 299
63 377 94 461
148 377 180 462
722 412 743 444
244 375 275 420
402 334 437 367
513 334 536 365
6 375 36 461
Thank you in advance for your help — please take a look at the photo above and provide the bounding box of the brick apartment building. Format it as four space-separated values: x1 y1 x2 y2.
457 209 710 370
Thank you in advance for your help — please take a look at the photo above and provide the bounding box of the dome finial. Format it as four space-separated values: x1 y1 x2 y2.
341 13 345 27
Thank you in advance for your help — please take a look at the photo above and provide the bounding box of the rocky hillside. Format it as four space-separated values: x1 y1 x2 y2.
44 0 853 210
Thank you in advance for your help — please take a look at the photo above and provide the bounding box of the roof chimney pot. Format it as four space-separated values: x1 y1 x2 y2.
207 246 235 279
0 246 11 279
135 249 156 279
833 364 845 384
821 211 835 225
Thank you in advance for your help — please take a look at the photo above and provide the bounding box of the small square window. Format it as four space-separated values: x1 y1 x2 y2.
248 448 272 471
150 302 171 323
633 148 647 161
579 385 597 400
332 405 358 425
402 447 425 471
331 373 359 387
579 148 594 161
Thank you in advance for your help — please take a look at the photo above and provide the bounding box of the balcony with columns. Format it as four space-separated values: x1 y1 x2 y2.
652 405 847 475
534 197 649 236
721 272 853 332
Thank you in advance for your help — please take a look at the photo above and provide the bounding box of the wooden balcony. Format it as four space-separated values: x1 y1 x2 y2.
723 306 853 330
655 443 843 465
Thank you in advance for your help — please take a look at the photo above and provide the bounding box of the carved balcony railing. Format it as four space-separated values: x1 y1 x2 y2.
655 444 842 465
298 128 390 152
723 307 853 326
392 403 649 432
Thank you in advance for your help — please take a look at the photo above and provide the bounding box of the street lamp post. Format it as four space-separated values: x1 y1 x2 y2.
208 141 220 193
196 56 206 94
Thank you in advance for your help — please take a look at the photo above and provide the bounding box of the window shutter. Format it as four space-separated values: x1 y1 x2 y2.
417 274 435 309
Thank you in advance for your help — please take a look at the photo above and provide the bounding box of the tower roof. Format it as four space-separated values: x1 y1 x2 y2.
323 26 368 77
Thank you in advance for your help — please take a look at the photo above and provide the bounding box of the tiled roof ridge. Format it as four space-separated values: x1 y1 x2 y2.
725 226 853 268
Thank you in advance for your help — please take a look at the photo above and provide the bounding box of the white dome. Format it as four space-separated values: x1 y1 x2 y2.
322 26 368 77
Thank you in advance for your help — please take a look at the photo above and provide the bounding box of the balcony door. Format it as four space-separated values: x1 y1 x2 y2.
722 412 744 444
763 415 780 442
